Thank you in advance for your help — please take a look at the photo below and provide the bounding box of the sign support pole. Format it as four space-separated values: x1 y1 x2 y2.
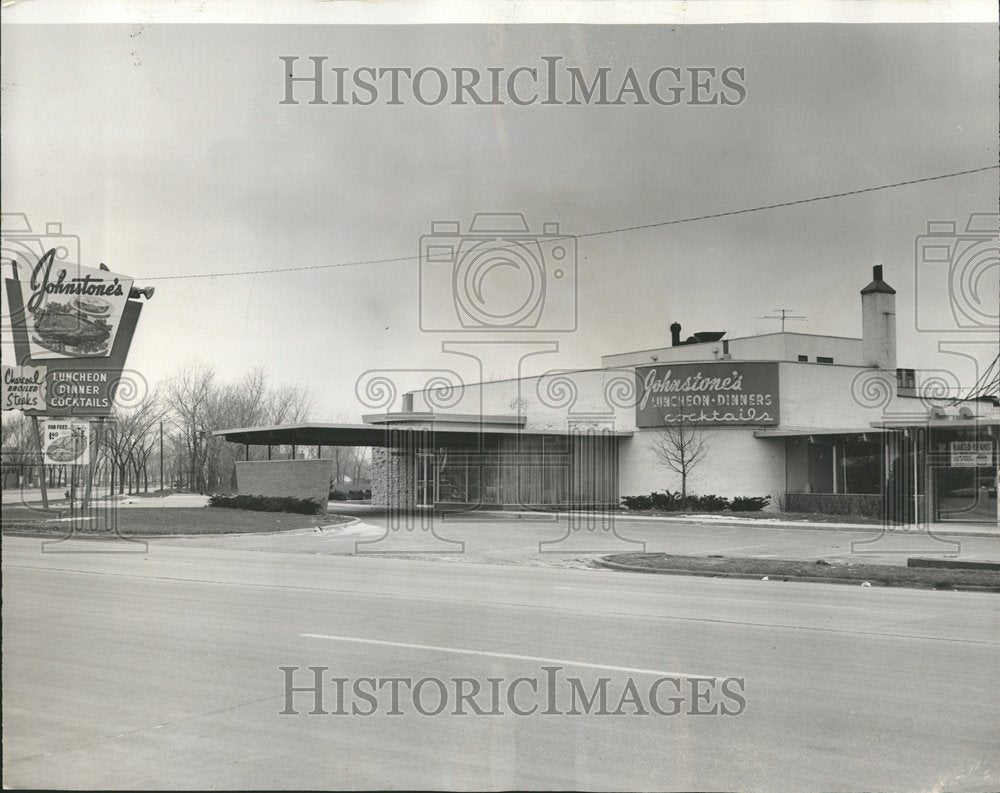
31 415 49 510
83 419 100 511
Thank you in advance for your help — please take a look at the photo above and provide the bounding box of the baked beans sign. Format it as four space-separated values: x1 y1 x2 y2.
949 441 993 467
636 361 780 426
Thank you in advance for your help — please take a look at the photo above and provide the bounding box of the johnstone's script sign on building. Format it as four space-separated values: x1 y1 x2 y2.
635 362 780 427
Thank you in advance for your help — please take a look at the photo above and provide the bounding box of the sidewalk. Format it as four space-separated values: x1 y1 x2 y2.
611 512 1000 538
322 504 999 539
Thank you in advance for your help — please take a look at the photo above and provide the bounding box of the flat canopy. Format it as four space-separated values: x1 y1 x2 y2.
214 422 633 447
753 427 884 439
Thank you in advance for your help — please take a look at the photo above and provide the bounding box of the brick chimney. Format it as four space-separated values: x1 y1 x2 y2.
860 265 897 370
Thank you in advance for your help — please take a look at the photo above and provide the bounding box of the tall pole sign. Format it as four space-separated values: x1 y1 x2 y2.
2 219 153 512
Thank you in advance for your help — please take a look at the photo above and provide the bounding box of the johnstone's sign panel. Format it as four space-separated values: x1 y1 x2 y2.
16 250 134 360
5 249 145 418
636 362 780 426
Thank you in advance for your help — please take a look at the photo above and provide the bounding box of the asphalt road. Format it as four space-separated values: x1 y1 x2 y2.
3 535 999 791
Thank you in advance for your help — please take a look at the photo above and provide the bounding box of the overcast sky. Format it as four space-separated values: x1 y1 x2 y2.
2 22 997 420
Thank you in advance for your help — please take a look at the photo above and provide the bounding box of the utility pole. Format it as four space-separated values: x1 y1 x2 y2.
159 421 164 493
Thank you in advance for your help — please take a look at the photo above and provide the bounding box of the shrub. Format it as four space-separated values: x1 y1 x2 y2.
686 493 731 511
208 494 323 515
650 490 681 510
622 491 730 511
330 489 372 501
621 494 654 511
623 492 773 512
730 495 771 512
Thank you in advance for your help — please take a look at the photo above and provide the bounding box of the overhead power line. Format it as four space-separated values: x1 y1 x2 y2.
144 164 999 282
952 352 1000 404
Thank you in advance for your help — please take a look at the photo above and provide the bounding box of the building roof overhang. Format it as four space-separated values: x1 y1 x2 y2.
869 417 1000 430
753 427 884 439
214 422 633 447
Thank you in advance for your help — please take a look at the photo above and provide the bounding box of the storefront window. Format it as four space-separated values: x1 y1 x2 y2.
843 440 880 494
931 426 997 523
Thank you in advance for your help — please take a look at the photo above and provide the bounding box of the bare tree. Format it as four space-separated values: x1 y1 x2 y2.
163 364 216 492
1 413 37 490
160 364 319 492
265 383 316 425
648 415 712 499
101 395 165 495
348 446 371 487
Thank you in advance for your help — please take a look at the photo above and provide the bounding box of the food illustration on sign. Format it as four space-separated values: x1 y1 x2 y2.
45 430 88 463
13 248 135 360
31 302 113 355
70 295 113 317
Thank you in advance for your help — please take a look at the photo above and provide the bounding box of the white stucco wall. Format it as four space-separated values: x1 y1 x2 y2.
601 333 864 368
617 428 786 502
409 367 638 432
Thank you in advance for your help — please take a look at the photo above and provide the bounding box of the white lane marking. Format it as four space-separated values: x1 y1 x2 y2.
300 633 719 678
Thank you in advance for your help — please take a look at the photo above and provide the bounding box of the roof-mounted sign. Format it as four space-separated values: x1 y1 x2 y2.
635 361 780 427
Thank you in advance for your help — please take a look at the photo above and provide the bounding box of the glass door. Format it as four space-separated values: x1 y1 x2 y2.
415 452 434 507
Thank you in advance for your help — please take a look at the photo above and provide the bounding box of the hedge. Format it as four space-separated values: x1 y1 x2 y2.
620 491 770 513
329 489 372 501
208 494 324 515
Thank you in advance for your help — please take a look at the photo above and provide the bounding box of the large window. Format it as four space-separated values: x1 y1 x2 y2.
931 427 997 523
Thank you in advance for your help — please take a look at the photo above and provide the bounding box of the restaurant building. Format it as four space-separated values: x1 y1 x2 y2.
216 267 998 524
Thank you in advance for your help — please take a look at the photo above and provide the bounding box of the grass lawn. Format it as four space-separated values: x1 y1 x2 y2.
1 507 351 536
603 553 1000 591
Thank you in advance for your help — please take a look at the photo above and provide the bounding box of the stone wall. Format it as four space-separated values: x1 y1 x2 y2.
235 460 332 510
371 447 415 508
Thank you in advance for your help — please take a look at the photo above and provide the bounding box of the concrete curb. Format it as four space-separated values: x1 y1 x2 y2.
459 509 998 539
593 557 1000 593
